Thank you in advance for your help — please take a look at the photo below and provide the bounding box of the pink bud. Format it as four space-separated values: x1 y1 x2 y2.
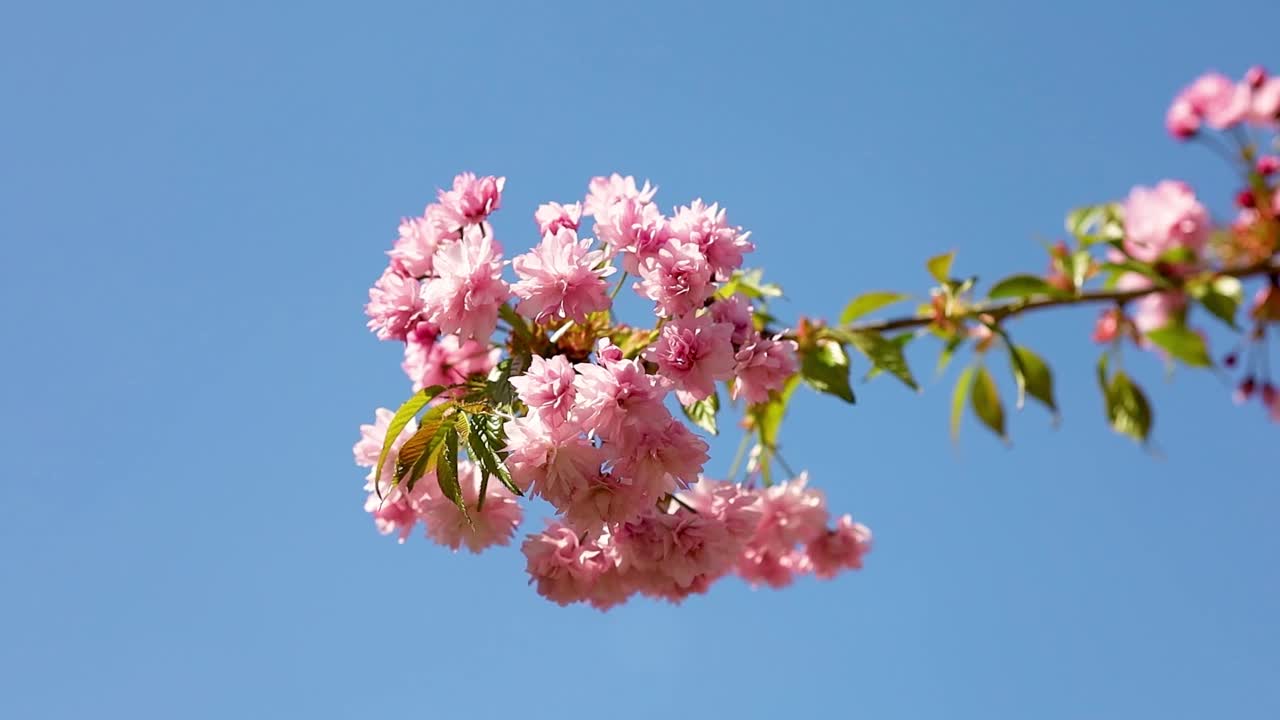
1236 189 1256 208
1223 352 1239 368
1257 155 1280 176
1234 377 1257 405
1245 65 1268 90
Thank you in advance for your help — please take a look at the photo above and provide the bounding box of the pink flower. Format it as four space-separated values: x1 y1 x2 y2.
1251 77 1280 124
583 173 656 219
1091 307 1122 344
402 329 499 391
420 227 510 340
634 240 715 319
365 267 423 341
614 505 747 590
805 514 872 579
388 208 457 278
611 416 710 501
364 485 426 544
1122 181 1210 265
732 334 799 404
1116 273 1185 335
644 313 735 402
668 200 754 278
509 354 577 424
354 408 411 469
511 229 615 324
503 414 604 508
680 479 763 541
419 461 523 553
572 356 671 441
751 473 829 550
356 408 425 543
534 202 582 236
561 471 651 531
710 293 755 345
736 547 809 589
437 172 505 225
596 198 669 272
1165 95 1200 139
522 521 622 607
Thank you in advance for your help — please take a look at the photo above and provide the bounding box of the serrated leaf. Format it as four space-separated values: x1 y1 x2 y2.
799 339 856 403
840 291 910 324
970 365 1005 439
681 391 720 435
1010 345 1056 413
394 403 451 481
951 365 975 441
436 427 466 516
847 330 919 391
373 386 448 496
927 251 955 283
1145 324 1211 367
987 274 1062 300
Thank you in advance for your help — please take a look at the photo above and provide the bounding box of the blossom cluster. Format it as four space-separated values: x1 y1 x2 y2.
358 171 868 608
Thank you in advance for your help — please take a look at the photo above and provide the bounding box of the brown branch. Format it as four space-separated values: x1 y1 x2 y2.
841 260 1280 334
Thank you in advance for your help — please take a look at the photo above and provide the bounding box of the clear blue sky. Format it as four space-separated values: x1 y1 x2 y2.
2 2 1277 718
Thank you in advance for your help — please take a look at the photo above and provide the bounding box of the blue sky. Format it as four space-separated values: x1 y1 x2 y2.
2 1 1278 718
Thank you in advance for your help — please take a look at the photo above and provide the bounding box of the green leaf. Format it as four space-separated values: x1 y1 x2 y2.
400 405 455 491
846 330 919 391
864 333 915 380
436 426 466 516
799 339 856 403
1191 275 1242 329
970 365 1006 440
951 365 975 441
839 291 910 324
926 251 955 283
715 268 782 301
373 386 447 495
987 274 1063 300
748 376 800 486
1106 371 1153 443
1010 345 1057 413
1145 324 1212 367
469 414 521 496
936 335 965 375
681 391 720 435
1066 202 1124 245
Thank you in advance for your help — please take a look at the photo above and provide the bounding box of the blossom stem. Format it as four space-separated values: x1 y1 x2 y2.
609 271 630 300
834 259 1280 335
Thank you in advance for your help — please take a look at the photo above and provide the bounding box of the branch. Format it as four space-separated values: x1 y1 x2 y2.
842 260 1280 334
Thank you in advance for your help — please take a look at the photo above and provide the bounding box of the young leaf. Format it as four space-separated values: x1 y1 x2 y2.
681 391 720 435
1190 275 1242 329
839 291 910 324
747 376 800 486
401 406 454 491
394 403 451 483
1010 345 1057 413
847 330 919 391
969 365 1006 440
926 251 955 283
373 385 447 494
1105 371 1153 443
987 274 1063 300
951 365 975 441
1145 324 1212 367
864 333 915 380
799 339 856 403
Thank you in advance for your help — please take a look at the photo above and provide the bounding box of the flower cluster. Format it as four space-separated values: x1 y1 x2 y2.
523 476 870 609
358 172 862 609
